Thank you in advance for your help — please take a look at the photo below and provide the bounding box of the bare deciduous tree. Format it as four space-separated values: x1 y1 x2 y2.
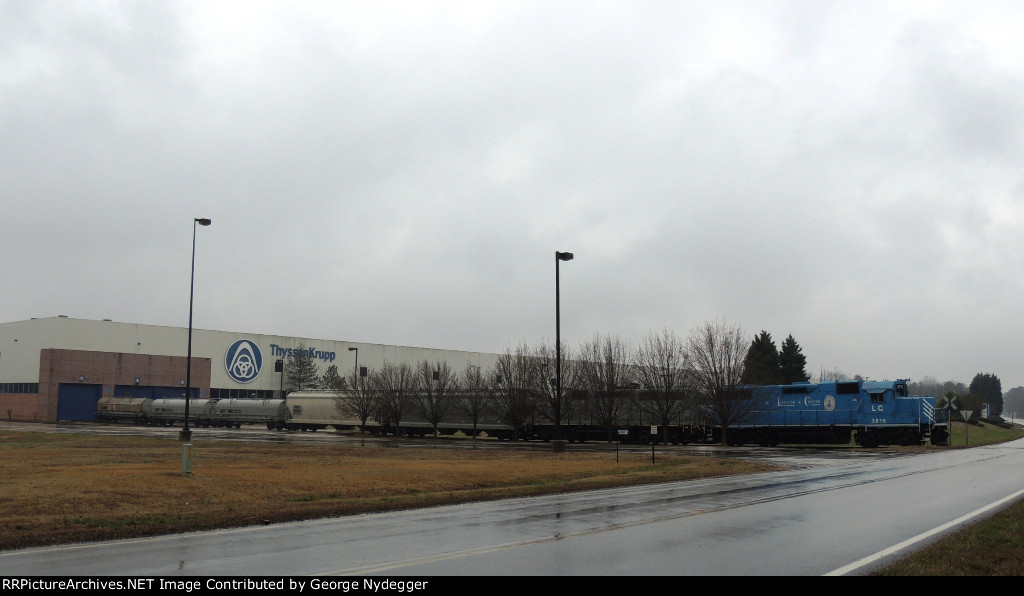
373 361 415 436
533 341 578 440
335 365 380 432
685 320 752 446
577 333 633 441
492 343 538 439
634 328 691 444
818 367 853 382
414 360 458 436
458 363 494 439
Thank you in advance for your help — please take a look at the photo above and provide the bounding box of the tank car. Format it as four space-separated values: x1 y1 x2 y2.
210 398 290 428
96 396 154 424
148 398 216 427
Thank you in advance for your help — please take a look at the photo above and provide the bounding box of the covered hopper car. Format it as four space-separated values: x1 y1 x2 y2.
270 391 367 431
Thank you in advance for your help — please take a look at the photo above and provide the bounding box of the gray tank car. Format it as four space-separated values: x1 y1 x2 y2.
96 397 290 429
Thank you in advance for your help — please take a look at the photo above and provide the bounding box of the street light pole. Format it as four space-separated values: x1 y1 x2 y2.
555 250 573 440
181 217 211 444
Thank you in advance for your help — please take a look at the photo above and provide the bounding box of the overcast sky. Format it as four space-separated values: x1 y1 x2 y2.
3 1 1023 390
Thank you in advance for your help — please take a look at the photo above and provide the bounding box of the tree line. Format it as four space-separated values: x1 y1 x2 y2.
280 321 811 444
282 322 1014 438
911 373 1006 421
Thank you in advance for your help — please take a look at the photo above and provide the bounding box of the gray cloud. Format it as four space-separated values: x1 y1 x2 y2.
3 1 1023 390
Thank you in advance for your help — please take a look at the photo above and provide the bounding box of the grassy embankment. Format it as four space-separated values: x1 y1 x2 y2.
872 419 1024 575
0 431 775 552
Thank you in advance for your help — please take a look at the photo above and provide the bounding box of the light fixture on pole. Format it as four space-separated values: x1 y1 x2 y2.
181 217 211 444
555 250 573 440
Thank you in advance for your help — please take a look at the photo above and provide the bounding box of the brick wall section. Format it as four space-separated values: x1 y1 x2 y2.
0 394 39 422
25 349 213 423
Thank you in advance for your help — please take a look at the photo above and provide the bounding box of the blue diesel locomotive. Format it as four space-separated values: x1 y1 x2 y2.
717 379 948 447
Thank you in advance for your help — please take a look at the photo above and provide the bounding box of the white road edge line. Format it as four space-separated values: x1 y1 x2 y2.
825 487 1024 576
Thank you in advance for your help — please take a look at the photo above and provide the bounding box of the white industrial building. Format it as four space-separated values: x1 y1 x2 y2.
0 316 500 423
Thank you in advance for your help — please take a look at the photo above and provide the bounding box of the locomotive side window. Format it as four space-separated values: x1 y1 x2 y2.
870 392 886 403
836 382 859 395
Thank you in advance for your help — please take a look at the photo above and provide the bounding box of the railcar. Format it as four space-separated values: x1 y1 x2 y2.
277 391 364 431
387 407 513 439
714 379 948 447
285 390 513 438
96 396 154 424
148 398 217 427
95 397 291 429
548 389 710 445
211 398 290 429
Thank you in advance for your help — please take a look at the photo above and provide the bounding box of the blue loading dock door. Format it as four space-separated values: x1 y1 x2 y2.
56 383 102 421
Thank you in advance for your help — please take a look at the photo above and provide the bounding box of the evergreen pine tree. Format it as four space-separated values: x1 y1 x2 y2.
740 330 780 385
778 334 810 384
284 344 321 391
319 364 346 391
969 372 1003 416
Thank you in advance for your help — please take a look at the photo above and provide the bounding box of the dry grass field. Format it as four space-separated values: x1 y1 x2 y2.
0 431 777 552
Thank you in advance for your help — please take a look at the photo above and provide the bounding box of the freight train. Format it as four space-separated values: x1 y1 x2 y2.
286 378 946 447
94 378 948 447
